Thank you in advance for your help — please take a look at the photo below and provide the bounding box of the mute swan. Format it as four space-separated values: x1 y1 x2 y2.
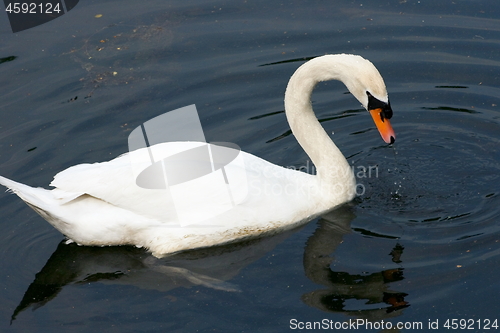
0 54 395 258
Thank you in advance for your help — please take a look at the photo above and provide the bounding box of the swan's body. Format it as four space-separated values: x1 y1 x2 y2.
0 54 395 257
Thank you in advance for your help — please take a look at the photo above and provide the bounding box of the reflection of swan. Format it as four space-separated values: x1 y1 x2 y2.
302 205 409 320
11 227 298 323
0 54 395 257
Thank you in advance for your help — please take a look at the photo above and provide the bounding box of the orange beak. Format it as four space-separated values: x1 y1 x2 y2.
370 108 396 144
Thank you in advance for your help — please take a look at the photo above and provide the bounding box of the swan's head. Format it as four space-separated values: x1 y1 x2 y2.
328 54 396 144
286 54 396 144
296 54 396 144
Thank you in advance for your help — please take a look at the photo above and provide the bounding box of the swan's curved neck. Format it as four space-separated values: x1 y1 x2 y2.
284 56 355 191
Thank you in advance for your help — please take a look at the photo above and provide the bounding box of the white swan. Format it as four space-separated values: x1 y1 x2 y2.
0 54 395 258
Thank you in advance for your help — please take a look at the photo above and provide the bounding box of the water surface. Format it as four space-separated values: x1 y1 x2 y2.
1 0 499 331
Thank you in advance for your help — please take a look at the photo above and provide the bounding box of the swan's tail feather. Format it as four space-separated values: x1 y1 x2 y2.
0 175 51 207
0 175 75 237
0 175 83 206
0 175 31 192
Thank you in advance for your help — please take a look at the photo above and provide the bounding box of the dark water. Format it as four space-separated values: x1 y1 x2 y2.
1 0 500 332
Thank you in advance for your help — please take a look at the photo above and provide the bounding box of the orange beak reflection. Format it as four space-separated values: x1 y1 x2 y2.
370 108 396 144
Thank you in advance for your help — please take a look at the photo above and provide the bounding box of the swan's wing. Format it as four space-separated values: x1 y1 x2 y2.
50 142 251 225
51 158 177 222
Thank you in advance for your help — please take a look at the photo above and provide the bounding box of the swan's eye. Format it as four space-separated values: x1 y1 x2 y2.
366 91 385 109
366 91 392 120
